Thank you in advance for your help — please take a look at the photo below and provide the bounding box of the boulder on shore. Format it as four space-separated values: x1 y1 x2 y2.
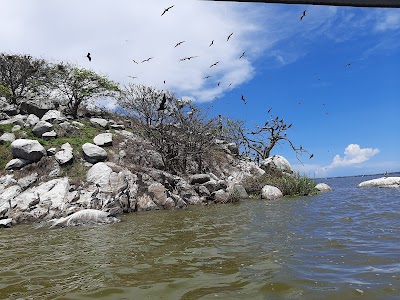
261 185 283 200
315 183 332 192
261 155 293 175
358 177 400 188
10 139 46 162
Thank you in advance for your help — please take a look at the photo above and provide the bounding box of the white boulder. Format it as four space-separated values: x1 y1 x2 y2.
358 177 400 188
315 183 332 192
10 139 46 162
261 185 283 200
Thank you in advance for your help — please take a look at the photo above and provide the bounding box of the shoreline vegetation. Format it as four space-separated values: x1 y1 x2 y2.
0 52 320 228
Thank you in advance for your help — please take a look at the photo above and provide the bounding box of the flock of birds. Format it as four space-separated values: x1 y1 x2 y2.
81 5 356 161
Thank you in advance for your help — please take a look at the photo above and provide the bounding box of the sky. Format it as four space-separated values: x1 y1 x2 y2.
1 0 399 178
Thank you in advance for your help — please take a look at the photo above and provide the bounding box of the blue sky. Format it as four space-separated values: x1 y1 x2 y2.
1 0 399 177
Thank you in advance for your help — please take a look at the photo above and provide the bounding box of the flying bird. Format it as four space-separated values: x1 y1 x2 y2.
344 63 351 67
180 56 198 61
209 40 214 47
128 76 137 79
203 75 212 79
209 61 219 68
300 10 306 20
158 94 167 111
161 5 174 16
142 57 154 63
227 32 233 41
132 59 139 64
174 41 185 48
310 154 314 159
239 52 245 59
241 95 247 105
86 53 91 61
228 82 233 87
267 108 272 113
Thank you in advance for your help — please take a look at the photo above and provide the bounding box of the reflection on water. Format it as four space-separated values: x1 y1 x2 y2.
0 174 400 299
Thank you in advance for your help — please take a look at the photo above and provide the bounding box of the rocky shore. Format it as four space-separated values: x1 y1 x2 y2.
1 100 266 227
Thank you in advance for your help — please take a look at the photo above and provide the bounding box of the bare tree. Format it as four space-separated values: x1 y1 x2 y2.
117 84 220 174
224 114 313 164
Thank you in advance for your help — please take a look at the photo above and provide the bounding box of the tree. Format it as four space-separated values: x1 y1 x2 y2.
0 53 50 105
117 84 221 174
227 113 313 164
52 64 119 118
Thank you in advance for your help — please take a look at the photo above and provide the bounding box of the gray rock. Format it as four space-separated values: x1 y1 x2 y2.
261 185 283 200
261 155 293 175
358 177 400 188
0 218 13 228
42 130 57 139
190 174 211 185
146 150 164 169
86 162 112 187
148 182 167 206
315 183 332 192
12 125 21 132
17 173 38 190
0 132 15 144
110 124 125 130
5 158 32 170
49 209 120 227
47 148 57 156
20 101 52 118
41 110 63 123
211 190 230 203
90 118 108 128
136 194 158 211
10 139 46 162
202 180 219 193
228 184 248 199
59 121 75 131
32 120 53 137
93 133 113 147
82 143 108 163
25 114 40 127
71 121 84 127
197 185 211 197
0 97 18 116
55 148 73 165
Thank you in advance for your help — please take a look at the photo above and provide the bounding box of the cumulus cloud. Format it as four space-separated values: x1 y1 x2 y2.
329 144 380 168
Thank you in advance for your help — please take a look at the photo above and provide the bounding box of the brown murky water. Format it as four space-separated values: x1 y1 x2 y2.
1 174 400 299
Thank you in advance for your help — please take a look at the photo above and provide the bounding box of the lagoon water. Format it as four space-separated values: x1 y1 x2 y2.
1 173 400 299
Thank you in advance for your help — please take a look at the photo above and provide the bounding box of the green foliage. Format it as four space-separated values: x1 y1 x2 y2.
243 172 318 197
0 143 13 170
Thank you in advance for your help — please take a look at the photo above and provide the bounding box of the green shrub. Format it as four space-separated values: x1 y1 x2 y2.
243 171 318 197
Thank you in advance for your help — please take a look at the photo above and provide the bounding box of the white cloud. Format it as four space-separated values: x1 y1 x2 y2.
329 144 380 168
374 11 400 31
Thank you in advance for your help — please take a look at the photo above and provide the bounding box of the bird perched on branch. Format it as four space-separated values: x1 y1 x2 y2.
158 94 167 111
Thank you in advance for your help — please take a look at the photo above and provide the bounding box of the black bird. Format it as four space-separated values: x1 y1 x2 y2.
239 52 245 59
209 40 214 47
217 82 221 86
161 5 174 16
142 57 154 63
128 76 137 79
86 53 91 61
227 32 233 41
174 41 185 48
164 80 166 84
132 59 139 64
158 94 167 111
344 63 351 67
209 61 219 68
267 108 272 113
203 75 212 79
241 95 247 105
300 10 306 20
180 56 198 61
228 82 233 87
310 154 314 159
